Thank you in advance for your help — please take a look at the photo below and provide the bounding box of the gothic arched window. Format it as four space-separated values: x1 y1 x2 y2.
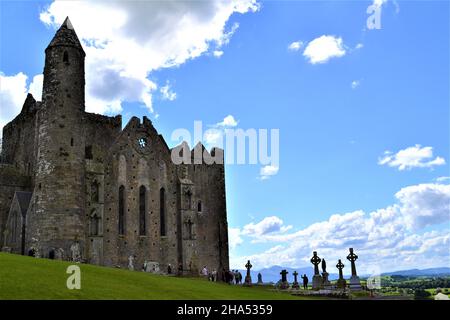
90 210 100 236
139 186 146 236
91 180 99 203
119 185 125 235
160 188 166 236
197 200 202 212
185 219 194 240
63 51 69 63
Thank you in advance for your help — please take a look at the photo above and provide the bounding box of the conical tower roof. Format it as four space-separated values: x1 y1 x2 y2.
46 17 85 56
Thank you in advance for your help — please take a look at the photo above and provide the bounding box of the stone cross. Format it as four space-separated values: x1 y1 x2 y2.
244 260 252 285
280 269 289 282
257 273 263 284
292 271 299 289
346 248 358 277
322 259 327 273
336 259 345 280
310 251 321 275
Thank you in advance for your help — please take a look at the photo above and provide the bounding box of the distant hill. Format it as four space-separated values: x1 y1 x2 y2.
236 265 338 284
382 267 450 277
234 266 450 284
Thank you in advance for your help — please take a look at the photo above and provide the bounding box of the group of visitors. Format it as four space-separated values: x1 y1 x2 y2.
221 268 242 284
200 265 218 281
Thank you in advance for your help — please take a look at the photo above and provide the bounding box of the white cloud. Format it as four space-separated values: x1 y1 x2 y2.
28 74 43 101
351 80 360 89
217 114 238 127
38 0 260 115
228 227 244 249
303 35 346 64
242 216 292 237
373 0 388 8
231 182 450 272
203 129 224 147
201 115 239 149
395 183 450 230
355 43 364 50
378 145 446 171
288 41 303 52
160 82 177 101
436 176 450 182
259 165 279 180
213 50 224 58
0 72 43 139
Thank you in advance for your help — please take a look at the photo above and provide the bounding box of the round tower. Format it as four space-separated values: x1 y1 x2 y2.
28 17 86 259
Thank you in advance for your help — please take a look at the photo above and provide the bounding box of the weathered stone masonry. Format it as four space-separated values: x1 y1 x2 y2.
0 17 229 276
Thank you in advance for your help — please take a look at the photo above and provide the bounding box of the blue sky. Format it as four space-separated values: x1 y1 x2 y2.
1 1 449 273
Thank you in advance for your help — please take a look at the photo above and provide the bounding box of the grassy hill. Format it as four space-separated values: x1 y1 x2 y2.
0 253 304 300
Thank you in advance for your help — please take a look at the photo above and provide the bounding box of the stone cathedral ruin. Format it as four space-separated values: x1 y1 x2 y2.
0 18 229 276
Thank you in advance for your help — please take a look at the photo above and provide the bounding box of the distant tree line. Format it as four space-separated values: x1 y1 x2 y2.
382 277 450 290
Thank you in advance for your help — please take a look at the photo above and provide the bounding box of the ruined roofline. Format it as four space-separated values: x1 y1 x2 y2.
84 112 122 128
171 141 225 164
2 93 39 132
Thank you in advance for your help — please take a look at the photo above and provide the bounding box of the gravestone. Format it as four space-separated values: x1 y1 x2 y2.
244 260 252 286
279 269 289 289
336 259 347 289
144 261 160 273
257 273 263 285
310 251 323 290
55 248 65 260
292 271 300 289
346 248 361 290
321 259 332 288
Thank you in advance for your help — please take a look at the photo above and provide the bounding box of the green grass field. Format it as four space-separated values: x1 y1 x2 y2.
0 253 305 300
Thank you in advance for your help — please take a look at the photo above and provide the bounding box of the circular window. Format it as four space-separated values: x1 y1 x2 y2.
138 137 148 149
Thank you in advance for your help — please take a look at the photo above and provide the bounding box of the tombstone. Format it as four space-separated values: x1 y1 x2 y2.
244 260 252 286
336 259 347 289
321 258 331 288
128 255 135 271
279 269 289 289
346 248 361 290
55 248 65 260
310 251 323 290
145 261 160 273
70 241 81 262
257 273 263 285
292 271 300 289
28 248 36 257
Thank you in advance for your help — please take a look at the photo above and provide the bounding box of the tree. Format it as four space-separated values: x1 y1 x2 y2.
414 289 431 300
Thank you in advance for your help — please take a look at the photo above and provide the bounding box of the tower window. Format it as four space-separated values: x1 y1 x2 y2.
197 200 202 212
185 219 194 240
139 186 146 236
70 138 74 146
90 210 100 236
119 185 125 235
63 51 69 63
160 187 166 236
85 145 93 159
91 180 100 203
